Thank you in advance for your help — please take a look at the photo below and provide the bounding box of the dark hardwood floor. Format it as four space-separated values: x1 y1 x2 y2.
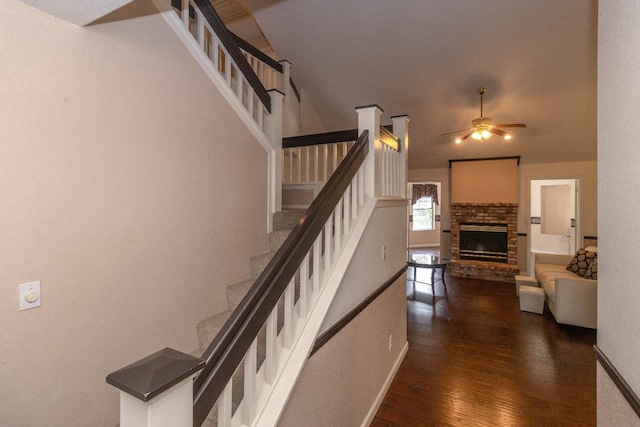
372 263 597 426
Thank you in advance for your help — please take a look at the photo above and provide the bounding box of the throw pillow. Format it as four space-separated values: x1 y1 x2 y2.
567 248 597 277
585 258 598 280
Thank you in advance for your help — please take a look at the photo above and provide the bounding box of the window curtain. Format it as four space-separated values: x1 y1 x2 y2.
411 184 439 206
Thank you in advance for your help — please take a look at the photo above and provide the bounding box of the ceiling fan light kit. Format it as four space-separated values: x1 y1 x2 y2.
445 87 526 144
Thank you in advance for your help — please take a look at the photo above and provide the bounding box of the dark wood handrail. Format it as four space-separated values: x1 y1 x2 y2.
192 0 272 112
289 77 301 102
380 126 400 152
229 31 283 73
229 32 302 103
283 129 359 148
193 130 370 426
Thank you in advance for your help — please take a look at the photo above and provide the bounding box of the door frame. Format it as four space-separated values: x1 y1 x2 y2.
527 177 581 273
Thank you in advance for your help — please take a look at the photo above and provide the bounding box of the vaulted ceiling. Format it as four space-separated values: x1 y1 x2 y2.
21 0 597 170
232 0 598 169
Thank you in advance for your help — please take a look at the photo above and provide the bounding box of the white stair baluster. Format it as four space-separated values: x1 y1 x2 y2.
182 0 189 28
284 277 295 348
265 305 278 383
313 235 321 292
243 339 258 423
322 144 328 182
335 199 342 253
313 145 319 183
196 10 205 49
299 253 310 317
217 381 232 427
324 214 333 274
304 146 310 183
343 184 351 234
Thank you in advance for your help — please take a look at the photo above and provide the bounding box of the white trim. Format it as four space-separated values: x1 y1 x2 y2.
360 341 409 427
253 198 378 426
409 243 440 248
150 0 273 153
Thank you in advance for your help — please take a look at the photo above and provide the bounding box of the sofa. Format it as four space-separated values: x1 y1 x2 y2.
533 249 597 329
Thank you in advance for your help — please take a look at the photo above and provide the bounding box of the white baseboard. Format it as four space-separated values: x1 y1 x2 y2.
360 341 409 427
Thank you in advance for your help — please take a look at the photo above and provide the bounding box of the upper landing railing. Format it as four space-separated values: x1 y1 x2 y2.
169 0 300 126
282 121 405 198
169 0 275 135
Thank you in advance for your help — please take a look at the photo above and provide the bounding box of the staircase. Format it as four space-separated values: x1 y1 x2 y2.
193 209 304 426
194 209 304 360
104 3 410 426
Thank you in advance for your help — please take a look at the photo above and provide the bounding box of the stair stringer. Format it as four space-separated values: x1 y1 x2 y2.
149 0 274 153
248 197 378 427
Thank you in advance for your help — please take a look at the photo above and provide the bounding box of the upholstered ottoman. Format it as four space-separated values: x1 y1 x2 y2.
519 285 545 314
515 274 539 297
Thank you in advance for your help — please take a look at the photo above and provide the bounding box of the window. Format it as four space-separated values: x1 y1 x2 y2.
412 196 435 230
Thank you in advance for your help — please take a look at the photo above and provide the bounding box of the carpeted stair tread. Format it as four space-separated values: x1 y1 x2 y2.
197 310 232 350
191 347 205 358
250 251 276 278
193 209 309 424
226 279 255 311
269 229 291 252
272 209 305 231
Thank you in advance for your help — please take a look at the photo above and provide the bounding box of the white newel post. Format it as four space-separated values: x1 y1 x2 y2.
278 60 292 99
356 105 383 198
391 115 411 198
107 348 205 427
266 89 285 228
278 60 292 133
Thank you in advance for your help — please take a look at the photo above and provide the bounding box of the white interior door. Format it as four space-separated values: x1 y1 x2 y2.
530 178 578 255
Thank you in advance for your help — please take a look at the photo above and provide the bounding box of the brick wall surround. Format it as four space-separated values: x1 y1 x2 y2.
450 203 518 283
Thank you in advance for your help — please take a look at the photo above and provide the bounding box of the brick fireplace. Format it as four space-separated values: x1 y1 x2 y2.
450 203 518 282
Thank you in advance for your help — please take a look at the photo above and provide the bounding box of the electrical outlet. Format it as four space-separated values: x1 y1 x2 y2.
382 245 387 260
388 334 393 351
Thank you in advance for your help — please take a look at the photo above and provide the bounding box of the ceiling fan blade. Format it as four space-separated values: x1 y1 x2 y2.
489 127 508 137
493 123 526 128
441 128 473 136
459 132 473 141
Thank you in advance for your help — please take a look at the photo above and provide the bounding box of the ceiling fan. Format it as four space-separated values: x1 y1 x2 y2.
442 87 526 143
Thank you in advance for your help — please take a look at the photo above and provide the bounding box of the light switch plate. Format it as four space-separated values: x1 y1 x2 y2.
19 281 41 311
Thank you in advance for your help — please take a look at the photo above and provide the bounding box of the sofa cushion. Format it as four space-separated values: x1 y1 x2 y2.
585 258 598 280
535 265 581 303
535 263 569 279
566 248 597 277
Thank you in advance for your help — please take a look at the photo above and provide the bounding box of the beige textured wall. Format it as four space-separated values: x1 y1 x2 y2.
320 200 408 333
278 276 408 427
598 0 640 423
409 221 441 247
278 200 408 425
0 1 269 425
451 158 518 204
597 364 640 426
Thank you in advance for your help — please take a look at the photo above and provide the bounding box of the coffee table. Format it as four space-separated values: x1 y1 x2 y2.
407 254 449 296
